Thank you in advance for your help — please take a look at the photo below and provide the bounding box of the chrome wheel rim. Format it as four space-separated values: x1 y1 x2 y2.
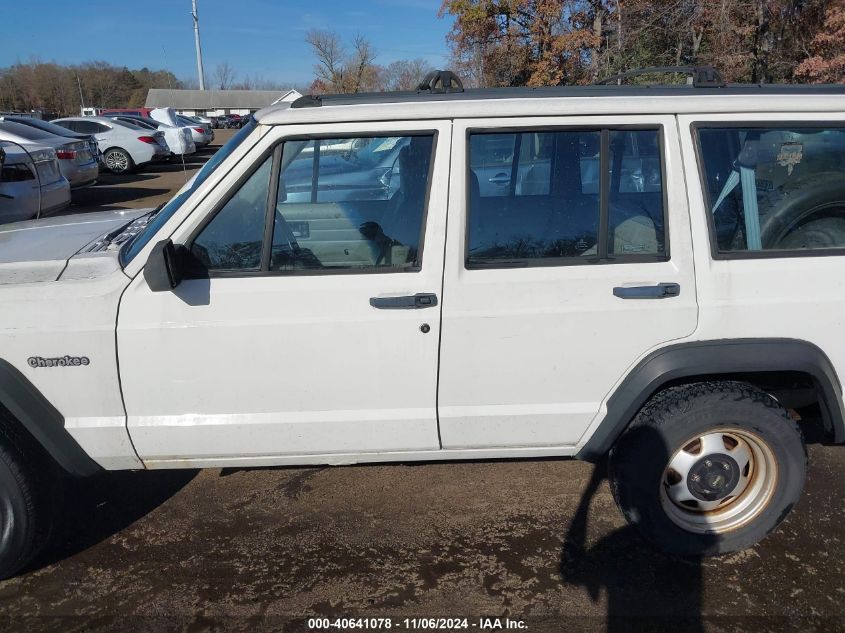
106 151 128 172
660 429 778 534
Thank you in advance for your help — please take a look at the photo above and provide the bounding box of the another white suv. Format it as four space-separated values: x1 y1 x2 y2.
1 69 844 578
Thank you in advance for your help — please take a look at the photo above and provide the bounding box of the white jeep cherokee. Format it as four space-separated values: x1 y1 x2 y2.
1 70 844 578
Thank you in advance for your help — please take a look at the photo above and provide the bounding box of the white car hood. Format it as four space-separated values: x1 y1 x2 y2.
0 209 149 284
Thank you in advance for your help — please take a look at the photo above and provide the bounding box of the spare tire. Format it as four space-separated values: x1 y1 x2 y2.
759 173 845 249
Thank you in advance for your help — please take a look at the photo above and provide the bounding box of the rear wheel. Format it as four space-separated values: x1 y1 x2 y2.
103 148 134 174
610 382 807 556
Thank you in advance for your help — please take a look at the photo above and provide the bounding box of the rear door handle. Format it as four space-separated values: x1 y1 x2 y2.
369 293 438 309
613 283 680 299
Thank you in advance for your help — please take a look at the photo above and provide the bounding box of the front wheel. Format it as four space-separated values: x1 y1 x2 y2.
0 424 55 579
103 148 134 174
610 381 807 556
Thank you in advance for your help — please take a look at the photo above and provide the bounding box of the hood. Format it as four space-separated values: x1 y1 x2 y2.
0 209 149 285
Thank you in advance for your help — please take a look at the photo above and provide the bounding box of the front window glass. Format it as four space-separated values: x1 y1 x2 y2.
120 118 258 265
191 157 271 271
698 126 845 253
271 134 434 271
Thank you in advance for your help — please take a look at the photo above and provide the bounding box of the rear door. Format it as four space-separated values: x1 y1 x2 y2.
438 115 698 450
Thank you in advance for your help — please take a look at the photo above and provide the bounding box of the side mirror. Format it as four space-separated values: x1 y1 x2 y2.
144 239 184 292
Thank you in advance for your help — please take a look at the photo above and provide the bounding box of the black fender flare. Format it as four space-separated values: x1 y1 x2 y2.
576 338 845 462
0 359 100 477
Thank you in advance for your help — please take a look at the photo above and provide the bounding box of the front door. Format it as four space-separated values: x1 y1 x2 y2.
118 121 451 466
438 115 698 451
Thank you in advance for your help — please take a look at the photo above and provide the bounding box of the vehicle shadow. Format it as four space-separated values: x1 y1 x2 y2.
70 187 171 207
23 468 198 575
559 426 712 633
149 156 213 173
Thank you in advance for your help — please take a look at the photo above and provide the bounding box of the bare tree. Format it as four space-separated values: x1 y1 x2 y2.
306 29 347 91
214 61 237 90
347 34 379 92
383 59 433 90
306 29 380 93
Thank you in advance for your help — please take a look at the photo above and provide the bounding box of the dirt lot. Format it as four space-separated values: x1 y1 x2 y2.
0 445 842 632
2 129 844 632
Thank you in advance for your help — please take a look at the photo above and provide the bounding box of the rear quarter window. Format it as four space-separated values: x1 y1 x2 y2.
696 125 845 256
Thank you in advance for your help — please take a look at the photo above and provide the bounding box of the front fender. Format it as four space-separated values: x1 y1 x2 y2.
0 358 100 477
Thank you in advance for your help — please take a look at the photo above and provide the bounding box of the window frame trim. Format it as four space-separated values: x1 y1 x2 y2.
463 123 671 270
183 129 440 278
692 120 845 261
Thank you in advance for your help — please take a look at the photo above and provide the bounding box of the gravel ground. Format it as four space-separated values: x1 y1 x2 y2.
0 444 842 633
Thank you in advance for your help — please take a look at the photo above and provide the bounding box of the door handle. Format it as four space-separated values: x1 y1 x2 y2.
369 293 438 309
488 173 510 185
613 283 681 299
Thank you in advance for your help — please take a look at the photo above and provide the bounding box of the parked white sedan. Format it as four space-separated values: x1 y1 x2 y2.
51 117 169 174
103 114 196 158
0 142 71 224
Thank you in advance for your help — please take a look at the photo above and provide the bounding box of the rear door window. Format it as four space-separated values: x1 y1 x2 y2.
467 128 666 267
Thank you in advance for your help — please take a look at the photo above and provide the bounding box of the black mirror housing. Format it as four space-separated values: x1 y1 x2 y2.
144 239 184 292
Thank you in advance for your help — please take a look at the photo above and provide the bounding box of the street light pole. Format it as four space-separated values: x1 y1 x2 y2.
191 0 206 90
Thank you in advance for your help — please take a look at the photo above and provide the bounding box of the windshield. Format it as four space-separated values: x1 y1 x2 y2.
119 117 259 266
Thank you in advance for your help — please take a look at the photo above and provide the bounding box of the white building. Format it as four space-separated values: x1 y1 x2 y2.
145 88 301 117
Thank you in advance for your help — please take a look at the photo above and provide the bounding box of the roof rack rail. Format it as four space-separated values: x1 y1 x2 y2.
417 70 464 93
595 65 726 88
291 69 464 109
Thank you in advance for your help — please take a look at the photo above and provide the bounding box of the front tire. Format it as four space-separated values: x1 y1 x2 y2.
0 423 54 579
609 381 806 556
103 148 134 174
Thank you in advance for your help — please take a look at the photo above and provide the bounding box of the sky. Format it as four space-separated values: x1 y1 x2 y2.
1 0 452 88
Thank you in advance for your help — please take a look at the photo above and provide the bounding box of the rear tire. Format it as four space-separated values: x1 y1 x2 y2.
609 381 806 556
0 421 55 579
103 148 134 174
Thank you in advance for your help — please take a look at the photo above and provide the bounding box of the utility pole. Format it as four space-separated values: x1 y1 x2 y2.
76 74 85 110
191 0 206 90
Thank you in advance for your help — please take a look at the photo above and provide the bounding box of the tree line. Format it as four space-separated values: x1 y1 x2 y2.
438 0 845 87
3 1 841 116
0 61 184 116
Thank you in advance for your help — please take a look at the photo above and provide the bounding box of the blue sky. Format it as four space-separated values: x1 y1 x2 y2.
1 0 451 87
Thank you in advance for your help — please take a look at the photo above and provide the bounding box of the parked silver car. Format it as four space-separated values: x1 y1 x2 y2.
0 141 71 223
51 117 169 174
177 115 214 147
0 116 100 165
0 121 98 189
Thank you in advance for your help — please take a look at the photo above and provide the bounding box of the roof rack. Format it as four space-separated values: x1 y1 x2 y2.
291 69 464 108
286 69 845 110
595 65 726 88
417 70 464 93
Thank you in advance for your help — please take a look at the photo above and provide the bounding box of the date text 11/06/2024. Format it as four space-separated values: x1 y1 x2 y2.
307 618 528 630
